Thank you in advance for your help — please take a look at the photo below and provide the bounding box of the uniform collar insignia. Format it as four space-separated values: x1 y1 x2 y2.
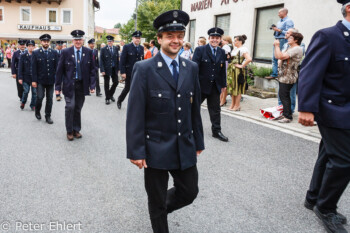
158 62 162 68
72 55 75 57
182 61 186 67
83 53 85 56
344 31 349 37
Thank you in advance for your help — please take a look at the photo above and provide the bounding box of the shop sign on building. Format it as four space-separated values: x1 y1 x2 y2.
17 25 62 31
191 0 212 12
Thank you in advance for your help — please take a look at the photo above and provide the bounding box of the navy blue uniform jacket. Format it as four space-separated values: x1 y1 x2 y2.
32 48 59 85
192 44 227 95
55 46 96 98
18 51 33 83
11 50 24 75
126 53 205 170
298 21 350 129
99 46 118 76
92 49 99 70
119 43 144 76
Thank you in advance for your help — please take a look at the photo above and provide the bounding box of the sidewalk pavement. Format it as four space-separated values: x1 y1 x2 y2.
0 68 321 140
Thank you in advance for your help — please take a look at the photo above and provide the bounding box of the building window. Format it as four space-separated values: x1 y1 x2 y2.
61 9 72 24
253 4 283 62
189 20 196 48
215 14 230 36
20 7 31 23
0 7 4 23
47 8 58 24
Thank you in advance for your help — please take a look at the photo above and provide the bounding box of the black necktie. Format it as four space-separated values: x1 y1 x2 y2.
109 46 113 55
171 60 179 83
44 50 48 57
76 50 82 80
213 48 217 57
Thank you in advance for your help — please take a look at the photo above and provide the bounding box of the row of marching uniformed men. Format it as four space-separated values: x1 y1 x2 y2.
10 29 144 141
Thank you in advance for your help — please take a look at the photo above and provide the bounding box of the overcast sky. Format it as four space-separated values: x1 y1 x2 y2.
95 0 136 29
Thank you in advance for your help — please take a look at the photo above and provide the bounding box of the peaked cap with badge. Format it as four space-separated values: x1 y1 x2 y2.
88 38 96 44
18 39 27 45
153 10 189 32
26 40 35 46
131 31 142 38
71 30 85 39
207 27 224 37
39 34 51 41
337 0 350 4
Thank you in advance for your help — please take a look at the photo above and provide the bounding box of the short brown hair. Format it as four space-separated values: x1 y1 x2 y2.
290 32 304 45
198 38 206 45
222 36 232 45
184 42 192 49
143 42 150 49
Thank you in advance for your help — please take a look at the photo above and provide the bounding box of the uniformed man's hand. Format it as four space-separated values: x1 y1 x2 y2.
221 87 226 93
19 79 23 85
12 74 16 79
130 159 147 169
90 89 95 93
121 74 126 80
32 82 37 88
298 112 315 127
101 72 105 76
196 150 203 156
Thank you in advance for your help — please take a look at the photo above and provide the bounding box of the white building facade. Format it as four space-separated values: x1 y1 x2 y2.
182 0 342 63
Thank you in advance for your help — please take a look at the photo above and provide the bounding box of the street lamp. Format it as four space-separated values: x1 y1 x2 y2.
135 0 138 30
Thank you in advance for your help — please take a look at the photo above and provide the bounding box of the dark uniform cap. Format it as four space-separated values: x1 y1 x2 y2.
26 40 35 46
207 27 224 37
18 39 27 45
56 41 64 45
71 30 85 39
132 31 142 38
39 34 51 41
153 10 189 32
106 35 114 41
88 38 96 44
338 0 350 5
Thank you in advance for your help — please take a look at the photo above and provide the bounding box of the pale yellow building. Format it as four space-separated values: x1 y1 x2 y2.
0 0 100 49
94 26 121 44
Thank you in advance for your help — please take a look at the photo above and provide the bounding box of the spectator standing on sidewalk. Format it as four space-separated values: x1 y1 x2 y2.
277 28 306 113
180 42 192 60
274 32 303 123
266 8 294 80
220 35 233 107
149 40 159 57
143 42 152 60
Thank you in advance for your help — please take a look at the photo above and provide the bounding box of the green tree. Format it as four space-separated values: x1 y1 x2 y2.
114 23 122 28
100 30 108 44
120 18 135 43
136 0 181 42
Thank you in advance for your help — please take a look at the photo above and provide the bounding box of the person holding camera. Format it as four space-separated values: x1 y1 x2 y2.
267 8 294 80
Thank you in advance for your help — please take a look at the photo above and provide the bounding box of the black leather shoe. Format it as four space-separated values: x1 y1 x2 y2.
35 112 41 120
96 93 102 97
305 199 347 225
111 96 115 102
314 206 347 233
105 99 110 105
117 101 121 109
212 131 228 142
45 116 53 124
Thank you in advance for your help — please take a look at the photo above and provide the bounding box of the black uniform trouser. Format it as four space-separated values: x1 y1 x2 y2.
201 86 221 133
306 124 350 213
118 74 131 103
36 83 54 117
64 81 85 133
144 166 199 233
16 75 24 99
95 70 101 95
278 82 294 120
103 67 118 100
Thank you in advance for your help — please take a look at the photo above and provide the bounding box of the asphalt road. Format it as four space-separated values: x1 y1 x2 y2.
0 71 349 233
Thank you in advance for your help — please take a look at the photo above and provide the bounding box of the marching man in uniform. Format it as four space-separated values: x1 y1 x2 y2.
126 10 204 233
88 38 102 97
299 0 350 232
99 35 119 105
32 34 59 124
55 30 96 141
192 27 229 142
11 39 26 101
117 30 144 109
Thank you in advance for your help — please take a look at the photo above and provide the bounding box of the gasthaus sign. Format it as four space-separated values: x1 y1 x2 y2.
17 25 62 31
